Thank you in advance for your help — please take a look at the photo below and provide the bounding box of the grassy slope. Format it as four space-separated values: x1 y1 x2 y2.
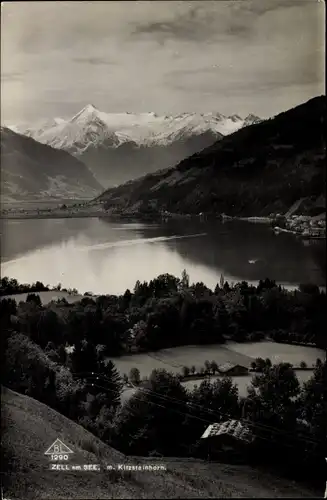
98 96 326 217
2 386 320 499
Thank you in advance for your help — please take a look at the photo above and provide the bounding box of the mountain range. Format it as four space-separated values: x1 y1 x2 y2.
1 127 102 202
97 96 326 217
10 107 261 188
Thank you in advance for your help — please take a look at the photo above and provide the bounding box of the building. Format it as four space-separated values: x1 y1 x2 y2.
217 363 248 376
200 420 254 458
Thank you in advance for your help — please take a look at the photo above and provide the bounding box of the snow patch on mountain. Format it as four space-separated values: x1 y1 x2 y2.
8 106 261 154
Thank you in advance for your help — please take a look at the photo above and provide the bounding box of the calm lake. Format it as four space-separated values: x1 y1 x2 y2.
1 217 325 295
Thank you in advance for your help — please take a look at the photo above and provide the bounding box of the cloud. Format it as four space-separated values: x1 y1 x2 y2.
131 0 312 44
72 57 116 66
240 0 313 15
132 4 206 41
0 0 324 124
131 2 254 43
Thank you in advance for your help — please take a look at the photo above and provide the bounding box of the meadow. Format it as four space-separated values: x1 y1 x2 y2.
109 341 325 380
112 341 325 403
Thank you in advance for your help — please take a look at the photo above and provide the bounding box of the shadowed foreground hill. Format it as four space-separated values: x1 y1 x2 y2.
98 96 326 217
2 386 319 499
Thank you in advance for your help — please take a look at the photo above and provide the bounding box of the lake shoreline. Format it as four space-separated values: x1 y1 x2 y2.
1 208 275 221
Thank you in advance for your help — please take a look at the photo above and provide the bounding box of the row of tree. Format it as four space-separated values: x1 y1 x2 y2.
1 273 326 356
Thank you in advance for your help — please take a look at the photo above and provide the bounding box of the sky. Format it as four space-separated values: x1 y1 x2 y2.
1 0 325 125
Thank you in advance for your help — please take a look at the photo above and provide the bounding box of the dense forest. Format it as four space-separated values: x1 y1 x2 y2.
99 96 326 217
1 273 326 489
1 273 326 352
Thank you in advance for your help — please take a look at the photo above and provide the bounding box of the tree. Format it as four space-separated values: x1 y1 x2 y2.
57 344 67 365
112 369 189 456
182 366 190 377
98 359 123 410
254 357 267 372
70 340 98 376
287 359 327 483
45 341 60 362
204 360 211 374
3 333 56 407
210 361 218 375
26 293 42 307
300 361 307 369
245 362 301 456
190 365 196 375
299 283 320 295
36 309 63 347
101 310 127 356
180 269 190 290
148 274 180 298
211 377 239 418
299 359 327 444
220 273 225 289
186 377 239 443
0 298 17 329
190 282 211 299
129 367 141 385
257 278 277 293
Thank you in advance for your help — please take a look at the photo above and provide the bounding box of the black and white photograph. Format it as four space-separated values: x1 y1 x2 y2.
1 1 326 498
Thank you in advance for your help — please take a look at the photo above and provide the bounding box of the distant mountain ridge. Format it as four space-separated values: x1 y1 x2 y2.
97 96 326 217
9 107 261 187
1 126 102 202
11 106 261 148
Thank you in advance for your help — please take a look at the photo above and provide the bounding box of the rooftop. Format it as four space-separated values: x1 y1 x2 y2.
218 362 236 372
218 363 247 373
201 420 254 443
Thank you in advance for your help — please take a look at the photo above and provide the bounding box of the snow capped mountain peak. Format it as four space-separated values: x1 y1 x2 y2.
11 107 262 153
229 114 243 122
243 113 262 127
70 104 101 123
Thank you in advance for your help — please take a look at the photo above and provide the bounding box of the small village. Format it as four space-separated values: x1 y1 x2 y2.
273 214 326 239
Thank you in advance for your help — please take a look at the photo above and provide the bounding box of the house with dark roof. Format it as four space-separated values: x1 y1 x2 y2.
217 363 248 376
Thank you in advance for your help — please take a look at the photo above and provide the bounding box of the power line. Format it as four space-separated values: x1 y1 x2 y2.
85 380 322 458
75 372 323 457
74 370 322 449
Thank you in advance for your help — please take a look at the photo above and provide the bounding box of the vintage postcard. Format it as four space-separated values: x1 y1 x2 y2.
1 1 326 499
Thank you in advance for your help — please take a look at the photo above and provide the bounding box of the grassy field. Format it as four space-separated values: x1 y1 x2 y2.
226 341 325 368
112 341 325 404
1 290 87 305
108 344 254 379
2 386 319 499
109 341 325 380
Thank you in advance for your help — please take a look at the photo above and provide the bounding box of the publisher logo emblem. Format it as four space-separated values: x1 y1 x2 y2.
44 438 74 461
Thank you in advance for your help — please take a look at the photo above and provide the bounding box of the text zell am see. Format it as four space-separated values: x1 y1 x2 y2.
49 463 167 472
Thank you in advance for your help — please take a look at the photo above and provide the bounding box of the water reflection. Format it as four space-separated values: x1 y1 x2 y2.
1 217 325 295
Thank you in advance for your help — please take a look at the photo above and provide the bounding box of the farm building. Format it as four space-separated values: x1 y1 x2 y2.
217 363 248 376
200 420 255 459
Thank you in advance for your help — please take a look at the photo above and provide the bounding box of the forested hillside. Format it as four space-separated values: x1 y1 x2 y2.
98 96 326 217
